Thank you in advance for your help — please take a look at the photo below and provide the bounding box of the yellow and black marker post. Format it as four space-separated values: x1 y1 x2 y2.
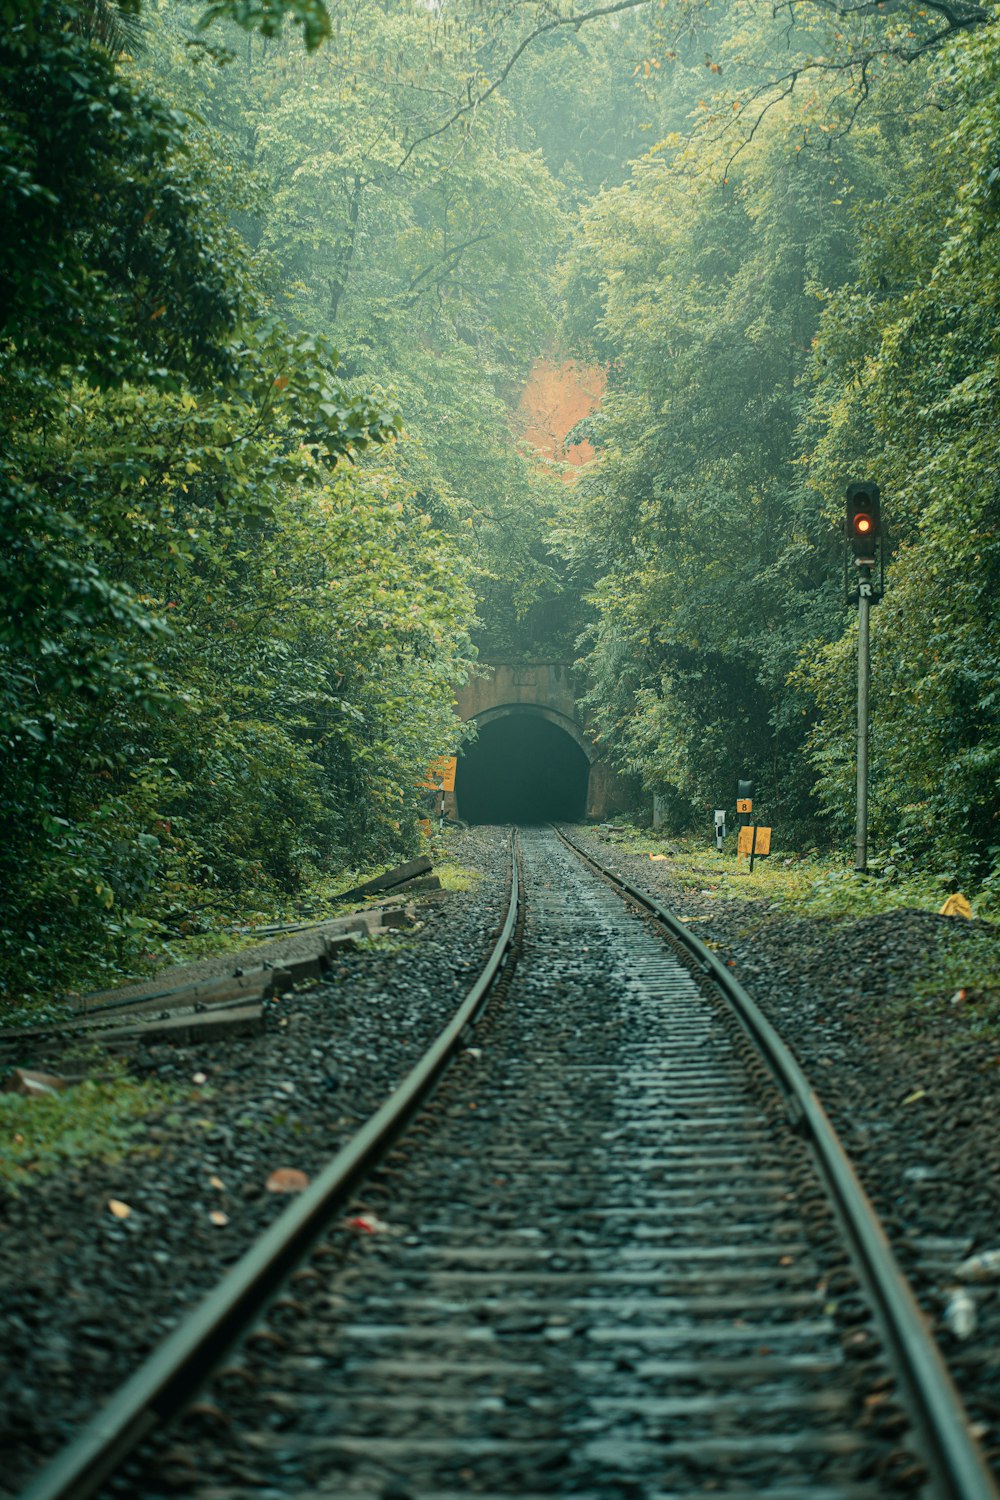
737 823 772 873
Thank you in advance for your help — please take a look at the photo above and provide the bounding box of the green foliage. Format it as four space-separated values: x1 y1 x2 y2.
3 0 999 1005
1 352 472 992
799 17 1000 883
0 6 235 387
561 3 1000 886
0 0 474 1003
562 89 861 831
208 1 574 663
198 0 331 51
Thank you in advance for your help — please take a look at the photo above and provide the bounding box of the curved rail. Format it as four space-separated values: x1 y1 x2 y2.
556 824 999 1500
19 834 522 1500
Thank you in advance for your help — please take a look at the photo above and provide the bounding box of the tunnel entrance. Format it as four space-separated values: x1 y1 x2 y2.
455 712 590 824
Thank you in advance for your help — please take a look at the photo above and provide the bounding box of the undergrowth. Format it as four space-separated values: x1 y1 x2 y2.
2 829 479 1022
598 824 1000 925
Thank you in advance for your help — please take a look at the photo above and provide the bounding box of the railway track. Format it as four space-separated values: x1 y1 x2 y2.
19 826 999 1500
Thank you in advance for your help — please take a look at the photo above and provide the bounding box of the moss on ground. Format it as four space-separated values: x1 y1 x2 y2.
0 1065 176 1190
433 860 480 893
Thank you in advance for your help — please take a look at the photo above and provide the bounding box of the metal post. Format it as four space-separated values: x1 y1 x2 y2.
855 567 872 873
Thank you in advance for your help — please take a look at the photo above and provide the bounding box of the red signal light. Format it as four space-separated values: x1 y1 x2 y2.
845 483 881 560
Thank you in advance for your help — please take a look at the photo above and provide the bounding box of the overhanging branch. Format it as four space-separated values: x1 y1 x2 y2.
396 0 656 170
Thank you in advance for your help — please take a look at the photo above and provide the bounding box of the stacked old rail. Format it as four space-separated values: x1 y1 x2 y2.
17 827 999 1500
1 857 437 1061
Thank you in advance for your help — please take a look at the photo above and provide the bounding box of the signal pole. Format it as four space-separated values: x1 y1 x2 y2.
845 482 882 874
855 565 873 873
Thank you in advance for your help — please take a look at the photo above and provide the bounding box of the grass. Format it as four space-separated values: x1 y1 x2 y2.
595 824 1000 925
0 1062 176 1190
432 859 480 893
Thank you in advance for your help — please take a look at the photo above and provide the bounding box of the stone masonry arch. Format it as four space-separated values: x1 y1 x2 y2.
450 664 624 822
469 702 596 762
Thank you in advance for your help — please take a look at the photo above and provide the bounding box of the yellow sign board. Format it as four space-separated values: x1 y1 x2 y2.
736 798 753 814
419 756 457 793
737 825 771 858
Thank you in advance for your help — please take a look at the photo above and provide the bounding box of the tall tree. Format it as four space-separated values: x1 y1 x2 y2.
799 17 1000 879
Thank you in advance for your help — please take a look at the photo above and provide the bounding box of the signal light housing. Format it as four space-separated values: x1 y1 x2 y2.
846 481 881 561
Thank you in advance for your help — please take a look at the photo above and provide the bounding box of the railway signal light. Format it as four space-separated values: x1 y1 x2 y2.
846 481 881 561
844 480 883 872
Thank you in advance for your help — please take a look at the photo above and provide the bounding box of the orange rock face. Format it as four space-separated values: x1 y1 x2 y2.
518 358 605 475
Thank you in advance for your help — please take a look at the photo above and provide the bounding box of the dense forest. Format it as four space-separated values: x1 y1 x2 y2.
2 0 997 999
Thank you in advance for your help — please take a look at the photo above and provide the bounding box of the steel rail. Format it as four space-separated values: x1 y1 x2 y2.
19 833 522 1500
556 824 999 1500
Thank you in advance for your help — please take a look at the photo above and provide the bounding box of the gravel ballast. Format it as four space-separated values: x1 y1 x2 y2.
114 824 903 1500
569 822 1000 1479
2 819 999 1493
0 828 511 1499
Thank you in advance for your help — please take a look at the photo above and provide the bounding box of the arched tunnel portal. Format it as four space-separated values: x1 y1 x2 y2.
454 705 593 825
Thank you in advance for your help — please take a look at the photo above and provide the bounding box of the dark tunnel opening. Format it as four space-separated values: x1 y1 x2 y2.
455 712 590 824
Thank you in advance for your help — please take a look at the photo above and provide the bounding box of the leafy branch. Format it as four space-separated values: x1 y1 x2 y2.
395 0 657 170
396 0 994 171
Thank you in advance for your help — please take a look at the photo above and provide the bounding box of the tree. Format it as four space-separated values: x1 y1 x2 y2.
192 0 575 662
559 54 870 826
0 0 473 999
799 15 1000 882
